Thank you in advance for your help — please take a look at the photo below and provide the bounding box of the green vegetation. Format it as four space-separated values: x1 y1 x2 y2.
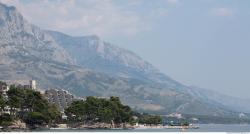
0 85 61 128
0 81 165 129
24 112 48 126
0 94 6 115
0 113 13 126
65 96 135 125
181 121 189 126
136 113 162 125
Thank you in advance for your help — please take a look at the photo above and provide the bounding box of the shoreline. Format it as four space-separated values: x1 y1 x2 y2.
134 125 199 129
0 123 200 131
3 124 250 132
7 123 250 131
47 124 199 130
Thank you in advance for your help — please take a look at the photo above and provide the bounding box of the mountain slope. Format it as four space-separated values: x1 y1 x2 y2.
189 86 250 113
45 31 248 116
0 2 248 119
47 30 177 85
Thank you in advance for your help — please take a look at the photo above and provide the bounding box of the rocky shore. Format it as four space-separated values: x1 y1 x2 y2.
65 122 135 129
1 121 199 131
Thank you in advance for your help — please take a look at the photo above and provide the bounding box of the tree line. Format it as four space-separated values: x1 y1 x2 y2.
65 96 136 126
65 96 163 126
0 81 163 128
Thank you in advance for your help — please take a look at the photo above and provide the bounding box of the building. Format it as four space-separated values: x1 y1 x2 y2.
0 81 9 98
45 89 76 112
5 80 37 90
0 81 10 115
29 80 36 90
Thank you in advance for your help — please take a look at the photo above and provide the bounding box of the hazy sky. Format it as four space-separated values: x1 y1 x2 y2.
1 0 250 99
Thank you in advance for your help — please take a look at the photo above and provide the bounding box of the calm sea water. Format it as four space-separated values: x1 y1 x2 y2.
38 124 250 132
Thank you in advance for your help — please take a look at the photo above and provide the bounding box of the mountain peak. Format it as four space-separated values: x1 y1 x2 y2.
0 2 16 11
0 3 74 65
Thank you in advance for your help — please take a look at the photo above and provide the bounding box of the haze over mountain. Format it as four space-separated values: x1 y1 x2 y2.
0 2 249 119
47 30 250 114
47 30 179 85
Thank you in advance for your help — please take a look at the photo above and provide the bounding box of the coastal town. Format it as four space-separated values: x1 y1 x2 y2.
0 80 196 131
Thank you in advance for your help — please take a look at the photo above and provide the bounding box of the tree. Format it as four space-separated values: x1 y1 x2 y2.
0 113 13 126
22 89 61 127
84 96 100 121
65 100 86 122
24 112 49 128
0 94 6 115
98 108 113 123
138 114 162 125
17 88 48 113
120 105 134 124
6 86 61 127
47 104 61 126
7 86 25 116
65 96 135 126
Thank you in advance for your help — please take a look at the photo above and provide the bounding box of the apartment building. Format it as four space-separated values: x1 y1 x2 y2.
45 89 76 112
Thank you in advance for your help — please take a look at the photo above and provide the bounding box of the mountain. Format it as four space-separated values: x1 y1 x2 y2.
45 31 234 115
0 2 249 120
189 86 250 113
46 30 250 115
46 30 178 85
0 3 73 65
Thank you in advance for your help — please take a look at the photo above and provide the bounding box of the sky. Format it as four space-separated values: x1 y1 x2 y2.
1 0 250 99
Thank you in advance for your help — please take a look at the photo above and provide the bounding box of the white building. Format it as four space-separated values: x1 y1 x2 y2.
45 89 76 112
29 80 36 90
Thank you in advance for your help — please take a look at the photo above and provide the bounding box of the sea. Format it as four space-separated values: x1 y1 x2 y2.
38 124 250 132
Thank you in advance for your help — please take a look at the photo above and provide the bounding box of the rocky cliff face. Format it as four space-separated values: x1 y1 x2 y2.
0 3 73 65
0 2 248 117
